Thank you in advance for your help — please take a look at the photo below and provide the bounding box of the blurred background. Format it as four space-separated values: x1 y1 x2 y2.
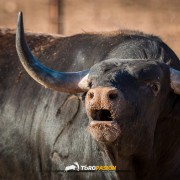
1 0 180 56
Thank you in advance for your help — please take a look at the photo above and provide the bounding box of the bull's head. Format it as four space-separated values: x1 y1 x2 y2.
16 12 180 156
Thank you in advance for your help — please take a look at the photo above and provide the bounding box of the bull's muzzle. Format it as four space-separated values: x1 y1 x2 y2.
86 87 121 143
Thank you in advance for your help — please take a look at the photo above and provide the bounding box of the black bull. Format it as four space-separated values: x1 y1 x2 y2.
1 16 180 180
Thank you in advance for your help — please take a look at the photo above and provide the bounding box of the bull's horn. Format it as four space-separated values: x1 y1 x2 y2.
16 12 89 93
170 67 180 94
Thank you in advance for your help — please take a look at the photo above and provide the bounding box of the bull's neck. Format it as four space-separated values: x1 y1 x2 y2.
98 142 136 180
98 142 153 180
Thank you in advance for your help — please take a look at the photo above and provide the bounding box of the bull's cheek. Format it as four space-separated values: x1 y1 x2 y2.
88 124 121 143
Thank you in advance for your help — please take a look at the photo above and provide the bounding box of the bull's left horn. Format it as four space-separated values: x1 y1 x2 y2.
170 67 180 94
16 12 89 93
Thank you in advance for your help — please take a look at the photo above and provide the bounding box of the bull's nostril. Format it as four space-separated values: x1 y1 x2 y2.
109 93 118 100
89 92 94 99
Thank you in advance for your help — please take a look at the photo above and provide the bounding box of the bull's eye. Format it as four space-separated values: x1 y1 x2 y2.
149 83 160 95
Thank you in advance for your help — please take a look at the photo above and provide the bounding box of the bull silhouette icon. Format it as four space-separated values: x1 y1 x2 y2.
64 162 80 172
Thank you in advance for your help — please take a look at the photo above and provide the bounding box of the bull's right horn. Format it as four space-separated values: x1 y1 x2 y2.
170 67 180 95
16 12 90 94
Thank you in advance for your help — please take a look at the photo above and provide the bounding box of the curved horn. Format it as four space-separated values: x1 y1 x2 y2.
170 67 180 95
16 12 89 93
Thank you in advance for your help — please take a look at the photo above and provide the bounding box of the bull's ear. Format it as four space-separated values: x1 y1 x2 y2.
170 67 180 94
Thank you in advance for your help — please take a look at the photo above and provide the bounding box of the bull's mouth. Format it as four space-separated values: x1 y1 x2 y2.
90 109 113 122
88 109 120 143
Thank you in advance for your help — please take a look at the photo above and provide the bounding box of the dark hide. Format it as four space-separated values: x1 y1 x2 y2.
0 28 180 180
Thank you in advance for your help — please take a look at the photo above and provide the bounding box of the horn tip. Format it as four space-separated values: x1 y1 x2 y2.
16 11 24 39
18 11 23 16
17 11 23 25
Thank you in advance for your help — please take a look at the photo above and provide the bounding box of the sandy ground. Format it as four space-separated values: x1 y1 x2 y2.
1 0 180 56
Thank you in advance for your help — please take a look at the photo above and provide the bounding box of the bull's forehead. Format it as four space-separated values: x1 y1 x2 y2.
88 59 164 84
